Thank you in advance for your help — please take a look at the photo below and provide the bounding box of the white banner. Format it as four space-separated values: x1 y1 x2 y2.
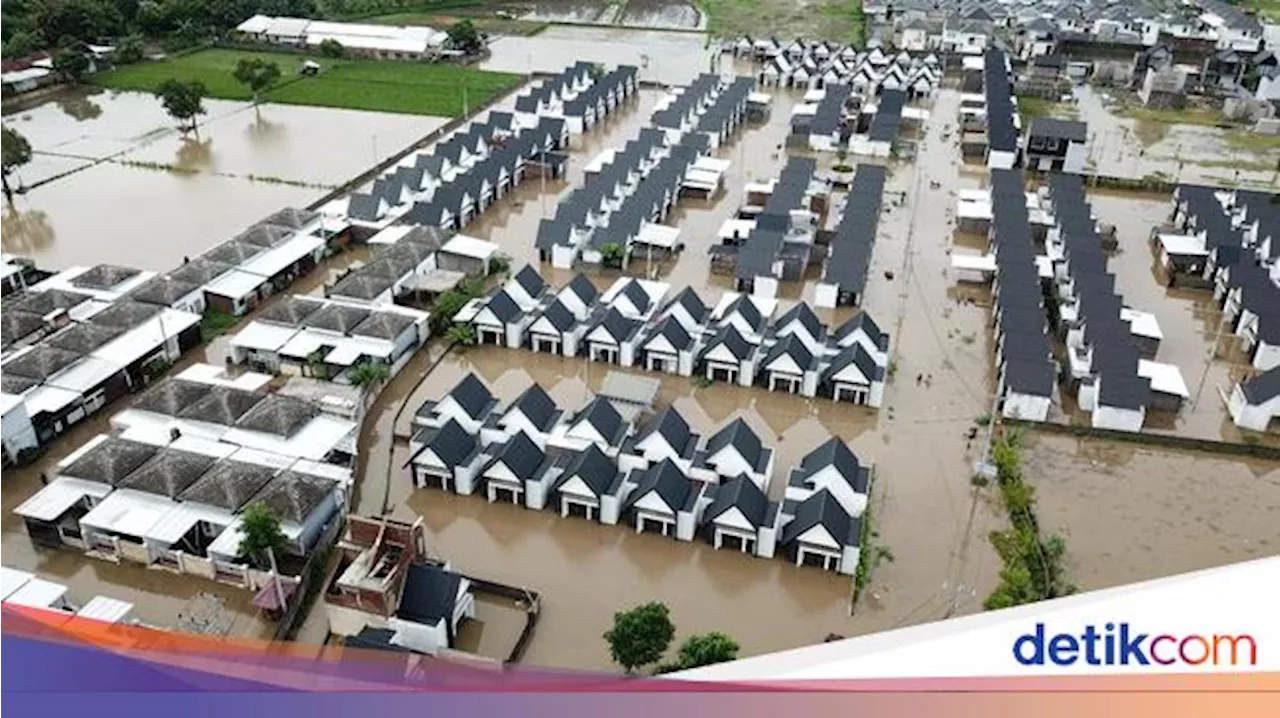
680 556 1279 679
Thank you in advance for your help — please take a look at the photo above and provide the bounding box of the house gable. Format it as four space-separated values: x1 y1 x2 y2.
767 351 803 376
795 523 840 550
632 489 674 516
528 315 563 338
644 332 678 356
558 475 599 501
703 342 742 365
486 460 519 484
713 506 755 533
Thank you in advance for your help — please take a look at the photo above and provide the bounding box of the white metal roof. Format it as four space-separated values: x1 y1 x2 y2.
175 362 273 391
1 391 24 417
1139 359 1190 398
367 224 415 245
951 254 997 273
441 234 499 261
1156 233 1209 257
2 67 52 84
76 596 135 624
6 577 68 609
13 477 114 522
634 223 682 249
21 384 81 416
0 566 34 601
79 489 178 538
92 310 201 367
148 501 235 546
1120 308 1164 340
220 413 358 461
203 268 267 300
46 355 123 394
237 233 323 279
230 320 299 352
236 13 272 33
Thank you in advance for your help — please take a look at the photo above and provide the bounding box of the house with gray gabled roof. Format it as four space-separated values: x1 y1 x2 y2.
759 334 818 396
1227 365 1280 432
525 299 581 356
636 314 696 376
583 307 642 366
618 406 700 472
408 418 481 494
548 444 625 523
558 273 600 319
347 193 391 224
468 289 526 348
482 382 562 448
699 473 780 557
414 373 497 435
821 342 885 407
478 431 549 506
786 438 870 518
622 459 701 540
507 265 547 309
690 417 774 489
770 301 827 355
779 488 860 574
832 310 890 364
548 395 630 454
659 286 710 331
698 324 758 387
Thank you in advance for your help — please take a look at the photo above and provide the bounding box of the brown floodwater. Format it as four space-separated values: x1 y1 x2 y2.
483 26 716 85
1023 433 1280 590
1070 85 1279 189
1085 192 1253 442
354 86 1020 668
1 87 448 271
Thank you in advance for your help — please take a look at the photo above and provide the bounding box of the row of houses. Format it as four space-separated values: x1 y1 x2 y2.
713 157 828 296
455 267 891 407
816 164 889 308
225 294 430 384
534 77 756 269
960 48 1092 173
1160 184 1280 432
12 364 353 591
514 62 640 134
103 206 334 320
1044 174 1189 432
759 45 942 97
409 372 871 574
344 114 570 232
1 267 203 466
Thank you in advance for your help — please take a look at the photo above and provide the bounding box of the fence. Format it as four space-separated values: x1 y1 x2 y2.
462 574 541 664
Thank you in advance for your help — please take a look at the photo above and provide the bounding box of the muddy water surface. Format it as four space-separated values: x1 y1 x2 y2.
1023 434 1280 590
2 87 448 270
483 26 714 85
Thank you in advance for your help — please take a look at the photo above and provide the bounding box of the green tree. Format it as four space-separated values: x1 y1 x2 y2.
447 19 484 56
237 502 289 570
116 34 144 64
1 126 33 203
600 242 625 269
53 47 91 83
3 32 39 59
431 287 477 335
675 632 740 669
348 361 390 388
603 601 675 674
318 38 345 58
154 78 207 136
445 324 476 346
233 57 281 110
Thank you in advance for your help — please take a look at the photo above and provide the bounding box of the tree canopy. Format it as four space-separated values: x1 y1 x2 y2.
603 601 676 673
53 47 92 83
446 19 483 56
318 38 345 58
233 56 281 103
2 126 34 202
237 502 289 569
155 78 207 134
348 361 390 388
675 632 740 669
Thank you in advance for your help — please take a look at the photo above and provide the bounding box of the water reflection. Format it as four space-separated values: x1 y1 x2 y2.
175 137 215 172
1 204 56 254
56 91 104 122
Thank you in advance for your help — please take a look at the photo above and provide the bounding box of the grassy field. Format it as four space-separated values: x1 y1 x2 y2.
1017 97 1079 121
1247 0 1280 21
697 0 866 44
92 48 524 117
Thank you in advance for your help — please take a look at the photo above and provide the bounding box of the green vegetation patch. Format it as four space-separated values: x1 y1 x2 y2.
93 48 523 117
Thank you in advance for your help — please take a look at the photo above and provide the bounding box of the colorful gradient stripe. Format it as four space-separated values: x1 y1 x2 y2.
3 604 1277 717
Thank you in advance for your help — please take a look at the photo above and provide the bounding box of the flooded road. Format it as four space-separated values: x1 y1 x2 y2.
517 0 706 30
1023 433 1280 590
2 87 448 270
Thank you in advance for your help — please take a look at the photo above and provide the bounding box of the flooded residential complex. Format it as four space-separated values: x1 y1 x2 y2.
2 0 1278 672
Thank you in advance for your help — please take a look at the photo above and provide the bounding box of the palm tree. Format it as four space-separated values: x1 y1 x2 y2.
348 361 390 389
